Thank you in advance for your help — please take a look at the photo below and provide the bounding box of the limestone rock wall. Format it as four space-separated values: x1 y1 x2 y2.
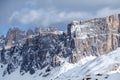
67 14 120 63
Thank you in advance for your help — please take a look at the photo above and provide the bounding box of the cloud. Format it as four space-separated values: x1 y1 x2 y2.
1 0 120 25
9 8 93 26
96 7 120 17
10 9 40 24
8 0 120 26
9 7 120 27
1 0 120 35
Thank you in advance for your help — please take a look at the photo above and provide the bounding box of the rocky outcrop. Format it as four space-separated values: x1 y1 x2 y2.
26 29 34 37
5 28 26 48
0 35 5 48
51 55 61 67
67 14 120 63
106 14 120 33
1 14 120 76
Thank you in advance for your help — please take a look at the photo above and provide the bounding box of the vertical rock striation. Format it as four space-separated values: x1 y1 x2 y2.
67 14 120 63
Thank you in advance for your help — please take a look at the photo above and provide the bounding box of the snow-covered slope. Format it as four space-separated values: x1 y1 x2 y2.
55 48 120 80
0 56 95 80
1 48 120 80
1 14 120 80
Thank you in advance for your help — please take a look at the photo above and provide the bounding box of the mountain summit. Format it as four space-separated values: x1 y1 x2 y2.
0 14 120 80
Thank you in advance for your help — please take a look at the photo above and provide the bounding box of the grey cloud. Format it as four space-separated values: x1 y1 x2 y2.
0 0 31 24
96 7 120 17
9 8 92 26
1 0 120 26
52 0 120 12
9 7 120 27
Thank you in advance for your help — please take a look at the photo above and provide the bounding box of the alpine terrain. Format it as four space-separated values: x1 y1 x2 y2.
0 14 120 80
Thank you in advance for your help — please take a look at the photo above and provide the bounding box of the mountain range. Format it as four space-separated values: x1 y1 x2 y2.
0 14 120 80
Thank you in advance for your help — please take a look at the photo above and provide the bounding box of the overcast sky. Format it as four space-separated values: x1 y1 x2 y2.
0 0 120 34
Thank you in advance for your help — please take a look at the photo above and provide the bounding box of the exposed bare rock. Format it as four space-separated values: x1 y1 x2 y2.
106 14 120 33
5 28 26 48
51 55 61 67
1 14 120 76
67 14 120 63
26 29 34 37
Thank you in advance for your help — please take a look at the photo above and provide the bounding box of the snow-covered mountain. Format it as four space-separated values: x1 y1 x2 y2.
0 48 120 80
55 48 120 80
0 14 120 80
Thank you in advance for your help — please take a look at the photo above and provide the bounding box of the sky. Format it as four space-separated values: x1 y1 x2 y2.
0 0 120 35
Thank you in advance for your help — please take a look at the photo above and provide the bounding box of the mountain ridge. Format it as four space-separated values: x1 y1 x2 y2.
0 13 120 80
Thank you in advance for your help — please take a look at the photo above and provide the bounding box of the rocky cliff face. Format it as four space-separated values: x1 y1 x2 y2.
0 14 120 76
67 14 120 63
5 28 26 49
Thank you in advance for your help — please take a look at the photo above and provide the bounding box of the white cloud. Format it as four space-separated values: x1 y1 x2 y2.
9 9 41 24
96 7 120 17
9 8 92 26
9 7 120 26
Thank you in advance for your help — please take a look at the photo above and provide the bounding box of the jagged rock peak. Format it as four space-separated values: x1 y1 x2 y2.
106 14 120 32
5 27 26 49
1 13 120 77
